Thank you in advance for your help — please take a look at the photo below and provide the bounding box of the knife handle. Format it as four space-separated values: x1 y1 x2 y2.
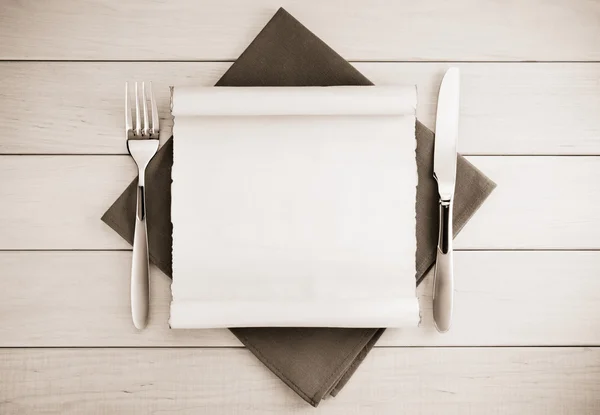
433 199 454 333
131 184 150 330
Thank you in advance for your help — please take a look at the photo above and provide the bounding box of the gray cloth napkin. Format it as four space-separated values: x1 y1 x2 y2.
102 8 496 406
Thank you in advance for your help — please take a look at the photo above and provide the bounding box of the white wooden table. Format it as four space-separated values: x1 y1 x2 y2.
1 1 600 414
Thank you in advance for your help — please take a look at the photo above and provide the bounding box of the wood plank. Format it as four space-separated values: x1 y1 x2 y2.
1 62 600 155
1 348 598 414
0 156 135 250
0 155 598 250
2 251 599 347
457 156 600 249
1 1 599 61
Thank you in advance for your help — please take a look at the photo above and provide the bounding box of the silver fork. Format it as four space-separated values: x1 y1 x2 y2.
125 81 159 329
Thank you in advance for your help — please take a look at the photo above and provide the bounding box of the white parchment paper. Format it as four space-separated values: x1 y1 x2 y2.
170 86 419 328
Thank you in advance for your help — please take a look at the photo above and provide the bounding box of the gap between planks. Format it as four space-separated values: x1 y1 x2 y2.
1 249 600 252
0 345 599 349
4 154 600 157
2 60 600 63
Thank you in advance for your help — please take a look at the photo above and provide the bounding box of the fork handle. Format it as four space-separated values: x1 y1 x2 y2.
131 185 149 330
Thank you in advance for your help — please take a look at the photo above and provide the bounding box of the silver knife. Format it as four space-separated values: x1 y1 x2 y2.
433 67 460 333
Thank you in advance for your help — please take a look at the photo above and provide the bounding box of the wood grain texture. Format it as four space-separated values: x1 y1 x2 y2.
456 156 600 249
1 62 600 155
0 155 598 250
0 156 135 250
1 251 599 347
1 347 599 414
1 0 599 61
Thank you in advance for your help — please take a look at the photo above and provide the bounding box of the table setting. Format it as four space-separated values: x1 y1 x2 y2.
3 1 600 412
102 8 495 406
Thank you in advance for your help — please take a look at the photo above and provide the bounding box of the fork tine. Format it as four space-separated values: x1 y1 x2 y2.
125 82 132 136
149 82 159 137
134 82 141 136
142 82 149 136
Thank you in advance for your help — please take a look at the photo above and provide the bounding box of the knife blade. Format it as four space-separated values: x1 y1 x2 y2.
433 67 460 333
